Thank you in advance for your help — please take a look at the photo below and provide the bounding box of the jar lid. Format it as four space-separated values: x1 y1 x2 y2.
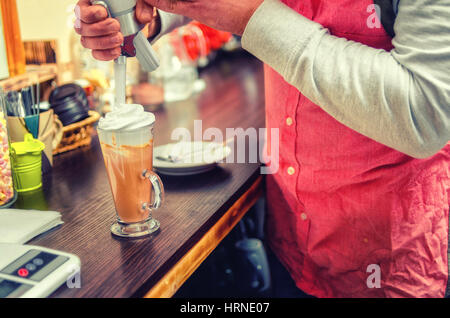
49 83 86 107
11 133 45 155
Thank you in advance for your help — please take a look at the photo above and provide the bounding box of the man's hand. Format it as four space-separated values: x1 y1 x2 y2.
143 0 264 36
74 0 161 61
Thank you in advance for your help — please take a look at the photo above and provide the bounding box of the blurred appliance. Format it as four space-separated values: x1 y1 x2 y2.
0 243 80 298
234 221 271 295
148 22 232 103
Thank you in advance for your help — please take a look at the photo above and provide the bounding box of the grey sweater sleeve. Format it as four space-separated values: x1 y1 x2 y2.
241 0 450 159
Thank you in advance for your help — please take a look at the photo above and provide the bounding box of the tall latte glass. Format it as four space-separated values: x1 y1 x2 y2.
98 104 164 238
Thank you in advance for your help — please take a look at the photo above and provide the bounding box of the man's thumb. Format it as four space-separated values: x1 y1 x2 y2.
136 0 155 24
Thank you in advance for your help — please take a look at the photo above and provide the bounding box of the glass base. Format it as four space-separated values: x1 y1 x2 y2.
111 217 160 238
0 190 17 209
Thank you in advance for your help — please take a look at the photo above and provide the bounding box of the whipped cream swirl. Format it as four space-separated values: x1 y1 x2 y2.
98 104 155 131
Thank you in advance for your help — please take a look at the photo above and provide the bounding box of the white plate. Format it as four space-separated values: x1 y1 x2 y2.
153 141 231 176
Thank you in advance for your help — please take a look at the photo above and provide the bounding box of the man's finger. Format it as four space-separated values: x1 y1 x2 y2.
143 0 192 15
136 0 155 25
75 18 120 37
81 33 124 50
92 47 122 61
75 0 108 24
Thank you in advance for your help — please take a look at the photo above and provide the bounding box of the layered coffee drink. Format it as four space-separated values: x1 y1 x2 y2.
100 140 153 223
98 104 164 237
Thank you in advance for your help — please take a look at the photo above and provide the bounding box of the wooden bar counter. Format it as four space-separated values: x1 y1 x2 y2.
19 52 266 298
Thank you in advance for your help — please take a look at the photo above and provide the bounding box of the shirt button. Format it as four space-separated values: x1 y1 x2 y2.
286 117 293 126
301 213 307 221
287 167 295 175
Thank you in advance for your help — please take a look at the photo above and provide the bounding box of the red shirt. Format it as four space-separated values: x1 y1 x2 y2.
265 0 450 298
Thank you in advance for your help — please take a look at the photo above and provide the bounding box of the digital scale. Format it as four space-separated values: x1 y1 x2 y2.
0 243 81 298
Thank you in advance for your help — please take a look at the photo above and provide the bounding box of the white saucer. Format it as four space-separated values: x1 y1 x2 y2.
153 141 231 176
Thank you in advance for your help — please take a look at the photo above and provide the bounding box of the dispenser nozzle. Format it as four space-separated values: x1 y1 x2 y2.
114 55 127 108
134 32 160 72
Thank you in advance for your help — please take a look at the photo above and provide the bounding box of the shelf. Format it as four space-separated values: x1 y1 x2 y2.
0 63 58 91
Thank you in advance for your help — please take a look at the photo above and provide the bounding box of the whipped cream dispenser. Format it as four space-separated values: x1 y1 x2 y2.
91 0 160 106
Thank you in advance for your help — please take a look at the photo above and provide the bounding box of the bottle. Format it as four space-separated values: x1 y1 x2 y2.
1 0 26 77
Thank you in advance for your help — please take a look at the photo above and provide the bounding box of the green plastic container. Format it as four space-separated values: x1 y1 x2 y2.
11 133 45 192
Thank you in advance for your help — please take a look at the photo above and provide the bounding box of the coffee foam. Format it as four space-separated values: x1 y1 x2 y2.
98 104 155 131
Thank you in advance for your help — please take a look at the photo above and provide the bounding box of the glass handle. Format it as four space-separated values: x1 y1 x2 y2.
143 169 164 210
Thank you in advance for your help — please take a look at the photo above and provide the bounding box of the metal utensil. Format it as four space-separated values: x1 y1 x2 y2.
21 87 33 116
35 80 40 134
1 88 14 116
6 91 26 117
16 81 41 139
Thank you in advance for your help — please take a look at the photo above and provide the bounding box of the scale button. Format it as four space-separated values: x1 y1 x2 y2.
32 258 44 266
25 263 37 271
17 268 29 277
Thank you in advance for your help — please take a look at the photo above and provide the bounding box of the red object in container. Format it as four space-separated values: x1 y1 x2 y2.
194 23 232 50
172 22 232 62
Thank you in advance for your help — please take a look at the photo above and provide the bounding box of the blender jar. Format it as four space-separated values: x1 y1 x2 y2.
0 90 16 208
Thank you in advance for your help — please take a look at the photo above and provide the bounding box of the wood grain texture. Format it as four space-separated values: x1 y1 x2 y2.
16 52 265 298
144 176 263 298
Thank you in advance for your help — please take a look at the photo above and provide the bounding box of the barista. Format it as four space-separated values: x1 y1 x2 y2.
75 0 450 297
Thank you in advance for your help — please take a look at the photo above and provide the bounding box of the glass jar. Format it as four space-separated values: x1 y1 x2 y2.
0 89 16 208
